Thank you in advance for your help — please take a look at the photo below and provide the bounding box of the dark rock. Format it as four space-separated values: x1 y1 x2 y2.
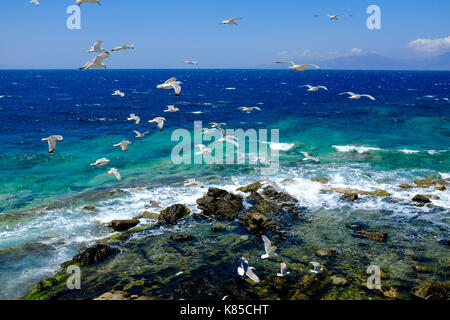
315 248 337 258
158 204 191 224
414 177 448 188
274 277 289 292
237 181 262 193
354 230 388 242
94 291 129 300
72 244 117 266
398 184 414 189
261 186 298 204
212 223 226 232
346 222 368 231
411 282 449 300
343 192 358 201
239 212 277 233
436 185 446 191
170 234 194 242
196 188 243 221
140 211 159 220
83 205 96 211
109 219 140 231
412 194 431 203
438 239 450 247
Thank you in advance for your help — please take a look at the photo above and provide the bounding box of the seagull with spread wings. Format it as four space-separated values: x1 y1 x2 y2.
42 135 63 153
107 168 122 181
127 113 140 125
300 84 328 92
276 61 321 72
339 92 376 100
221 17 242 25
79 52 110 69
87 40 105 53
157 77 183 96
76 0 102 6
261 235 278 259
113 140 133 151
148 117 166 131
237 257 260 283
314 13 352 21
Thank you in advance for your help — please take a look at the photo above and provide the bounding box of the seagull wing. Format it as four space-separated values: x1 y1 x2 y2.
317 86 328 90
93 40 103 50
93 52 110 64
245 267 260 283
261 235 272 254
171 83 181 96
361 94 376 100
165 77 177 84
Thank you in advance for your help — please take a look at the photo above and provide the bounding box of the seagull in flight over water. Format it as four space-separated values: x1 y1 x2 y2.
79 52 110 69
314 13 352 21
237 257 260 283
276 61 321 72
184 60 199 65
238 106 261 113
87 41 105 53
300 84 328 92
91 158 110 167
149 117 166 131
112 90 125 98
157 77 183 96
261 235 278 259
195 144 212 156
301 152 320 163
339 92 376 100
164 105 180 113
107 168 122 181
211 128 240 149
127 113 140 125
111 44 134 52
133 130 149 138
42 135 63 153
114 140 133 151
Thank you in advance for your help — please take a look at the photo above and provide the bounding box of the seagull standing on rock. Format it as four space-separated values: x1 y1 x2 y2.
157 77 183 96
149 117 166 131
237 257 260 284
261 235 278 259
42 135 63 153
113 140 133 151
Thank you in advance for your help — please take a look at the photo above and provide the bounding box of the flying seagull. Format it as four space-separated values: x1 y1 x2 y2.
310 261 324 274
90 157 110 167
112 90 125 98
277 262 290 277
79 52 110 69
30 0 40 6
76 0 102 6
314 13 352 21
184 60 199 65
113 140 133 151
211 128 240 149
127 113 140 125
238 106 261 113
221 17 242 25
149 117 166 131
261 235 278 259
111 44 134 52
42 135 63 153
300 152 320 163
339 92 376 100
133 130 149 138
157 77 183 96
237 257 260 283
164 105 180 113
107 168 122 181
202 128 217 135
87 40 105 53
195 144 212 156
301 84 328 92
209 122 226 128
276 61 321 72
184 178 205 188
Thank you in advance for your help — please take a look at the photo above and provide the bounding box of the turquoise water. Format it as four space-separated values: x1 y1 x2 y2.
0 70 449 299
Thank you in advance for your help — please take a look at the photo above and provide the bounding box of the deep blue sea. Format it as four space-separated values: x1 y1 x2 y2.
0 69 449 299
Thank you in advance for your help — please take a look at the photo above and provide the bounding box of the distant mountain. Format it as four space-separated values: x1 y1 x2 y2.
259 52 450 70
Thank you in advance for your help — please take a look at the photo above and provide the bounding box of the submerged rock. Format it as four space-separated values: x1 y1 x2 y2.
196 188 243 221
311 177 329 184
330 275 348 286
398 184 414 189
109 219 140 231
72 244 117 266
414 177 448 189
315 248 337 258
342 192 358 201
170 234 194 242
411 282 449 300
412 194 431 203
413 265 432 273
158 204 191 225
382 287 400 299
323 187 391 198
212 223 226 232
83 205 96 211
354 230 388 242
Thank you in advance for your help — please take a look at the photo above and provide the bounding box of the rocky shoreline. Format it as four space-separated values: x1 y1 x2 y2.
23 177 449 300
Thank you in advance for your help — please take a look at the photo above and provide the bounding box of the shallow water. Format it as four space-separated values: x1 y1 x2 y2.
0 70 449 299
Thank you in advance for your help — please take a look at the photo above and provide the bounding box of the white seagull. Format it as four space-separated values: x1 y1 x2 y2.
79 52 110 70
30 0 40 6
90 157 110 167
238 106 261 113
184 60 199 65
127 113 140 125
261 235 278 259
113 140 133 151
76 0 102 6
301 84 328 92
300 152 320 163
314 13 352 21
202 128 217 135
111 44 134 52
310 261 324 274
112 90 125 98
339 92 376 101
221 17 242 25
184 178 204 188
133 130 149 138
42 135 63 153
107 168 122 181
164 105 180 113
209 122 226 128
212 128 240 149
276 61 321 72
195 144 212 156
277 262 290 277
148 117 166 131
237 257 260 284
87 40 105 53
157 77 183 96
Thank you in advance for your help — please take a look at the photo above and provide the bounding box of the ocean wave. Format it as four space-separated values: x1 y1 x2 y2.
268 142 295 151
333 145 383 153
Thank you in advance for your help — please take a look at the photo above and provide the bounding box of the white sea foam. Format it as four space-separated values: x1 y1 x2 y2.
268 142 295 151
333 145 383 153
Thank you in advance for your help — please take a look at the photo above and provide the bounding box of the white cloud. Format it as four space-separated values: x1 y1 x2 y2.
350 48 363 55
408 36 450 53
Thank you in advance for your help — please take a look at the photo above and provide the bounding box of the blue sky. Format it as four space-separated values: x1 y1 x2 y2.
0 0 449 68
